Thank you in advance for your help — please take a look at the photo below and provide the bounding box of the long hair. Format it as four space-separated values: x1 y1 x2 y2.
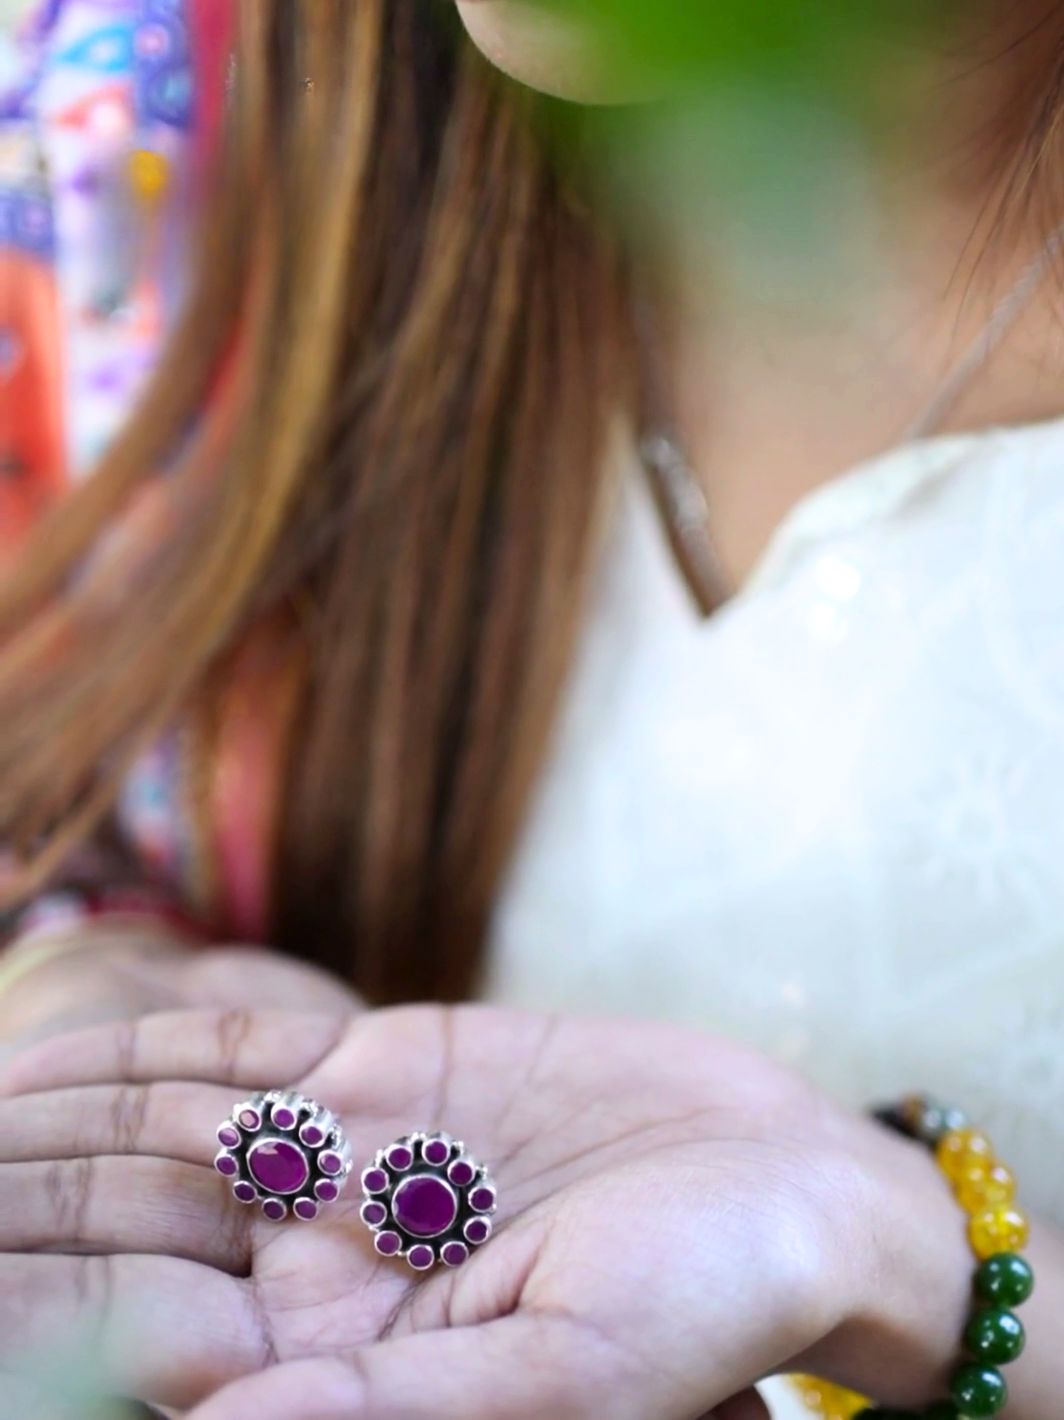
0 1 632 1001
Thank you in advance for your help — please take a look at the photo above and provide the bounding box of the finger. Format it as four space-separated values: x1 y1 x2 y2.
180 946 363 1014
1 1009 348 1097
189 1313 657 1420
0 1157 250 1274
0 1082 239 1166
0 1253 266 1411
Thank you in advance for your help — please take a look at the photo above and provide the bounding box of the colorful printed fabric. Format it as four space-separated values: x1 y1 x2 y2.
0 0 194 535
1 0 199 888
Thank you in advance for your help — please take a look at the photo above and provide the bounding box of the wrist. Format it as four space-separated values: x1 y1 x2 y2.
800 1114 973 1410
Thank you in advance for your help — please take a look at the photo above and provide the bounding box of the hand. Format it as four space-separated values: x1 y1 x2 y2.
0 925 359 1060
0 1005 974 1418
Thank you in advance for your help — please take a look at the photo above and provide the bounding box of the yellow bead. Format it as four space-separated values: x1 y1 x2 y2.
790 1376 869 1419
936 1127 994 1183
956 1161 1017 1214
128 148 170 202
970 1203 1030 1259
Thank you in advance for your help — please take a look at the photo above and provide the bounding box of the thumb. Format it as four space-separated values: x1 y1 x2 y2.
187 1314 661 1420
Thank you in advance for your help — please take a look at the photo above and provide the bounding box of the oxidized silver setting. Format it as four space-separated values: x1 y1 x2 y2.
359 1130 497 1270
214 1088 353 1221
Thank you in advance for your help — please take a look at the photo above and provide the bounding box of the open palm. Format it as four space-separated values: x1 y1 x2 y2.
0 1002 934 1418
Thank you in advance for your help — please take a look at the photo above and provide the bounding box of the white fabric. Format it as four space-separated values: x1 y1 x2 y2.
491 419 1064 1415
490 415 1064 1227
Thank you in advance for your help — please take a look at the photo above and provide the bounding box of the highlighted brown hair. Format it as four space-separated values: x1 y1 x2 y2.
0 1 632 1001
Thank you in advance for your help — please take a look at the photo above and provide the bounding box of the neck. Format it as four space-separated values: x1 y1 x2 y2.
657 6 1064 586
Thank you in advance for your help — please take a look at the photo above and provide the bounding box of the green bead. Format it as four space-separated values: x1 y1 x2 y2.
951 1363 1008 1417
964 1306 1026 1364
975 1252 1035 1307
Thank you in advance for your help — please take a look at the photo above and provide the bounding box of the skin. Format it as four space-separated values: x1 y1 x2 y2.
1 932 1062 1418
2 10 1064 1419
0 960 963 1417
453 2 621 101
456 3 1064 588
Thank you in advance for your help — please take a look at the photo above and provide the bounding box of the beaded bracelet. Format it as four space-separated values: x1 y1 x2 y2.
792 1095 1035 1420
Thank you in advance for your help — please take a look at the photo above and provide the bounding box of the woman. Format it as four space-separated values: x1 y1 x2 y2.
0 1 1062 1416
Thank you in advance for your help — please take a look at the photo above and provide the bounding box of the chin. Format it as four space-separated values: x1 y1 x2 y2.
453 1 637 103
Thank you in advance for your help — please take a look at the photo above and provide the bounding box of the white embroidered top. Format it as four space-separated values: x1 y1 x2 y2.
491 417 1064 1245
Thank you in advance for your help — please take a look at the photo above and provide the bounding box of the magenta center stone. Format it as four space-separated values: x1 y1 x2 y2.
392 1174 458 1238
248 1139 310 1195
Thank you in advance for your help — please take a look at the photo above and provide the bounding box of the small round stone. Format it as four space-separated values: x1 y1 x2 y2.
407 1244 435 1271
271 1104 296 1130
442 1241 469 1267
464 1216 492 1245
361 1199 388 1227
361 1166 388 1192
238 1108 260 1130
248 1139 310 1195
217 1125 240 1148
950 1363 1008 1417
958 1162 1017 1215
319 1151 345 1177
300 1123 325 1147
315 1179 340 1203
262 1198 287 1222
937 1128 995 1184
469 1184 496 1213
448 1159 475 1187
970 1205 1030 1260
914 1102 950 1145
422 1137 450 1166
387 1144 414 1171
214 1153 238 1177
975 1253 1035 1307
393 1175 458 1238
232 1181 256 1203
374 1230 402 1256
964 1307 1025 1365
294 1198 319 1222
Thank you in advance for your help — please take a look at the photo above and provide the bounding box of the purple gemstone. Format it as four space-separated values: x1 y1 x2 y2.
422 1138 450 1166
392 1175 458 1239
442 1241 469 1267
217 1125 240 1148
248 1139 310 1195
294 1199 318 1221
214 1152 238 1177
300 1123 324 1147
387 1144 414 1171
322 1153 346 1178
408 1245 435 1271
262 1199 287 1221
238 1108 260 1130
316 1179 341 1203
361 1166 388 1192
271 1105 296 1130
374 1230 402 1256
464 1216 491 1245
361 1200 388 1227
469 1185 496 1213
233 1181 256 1203
448 1159 475 1187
